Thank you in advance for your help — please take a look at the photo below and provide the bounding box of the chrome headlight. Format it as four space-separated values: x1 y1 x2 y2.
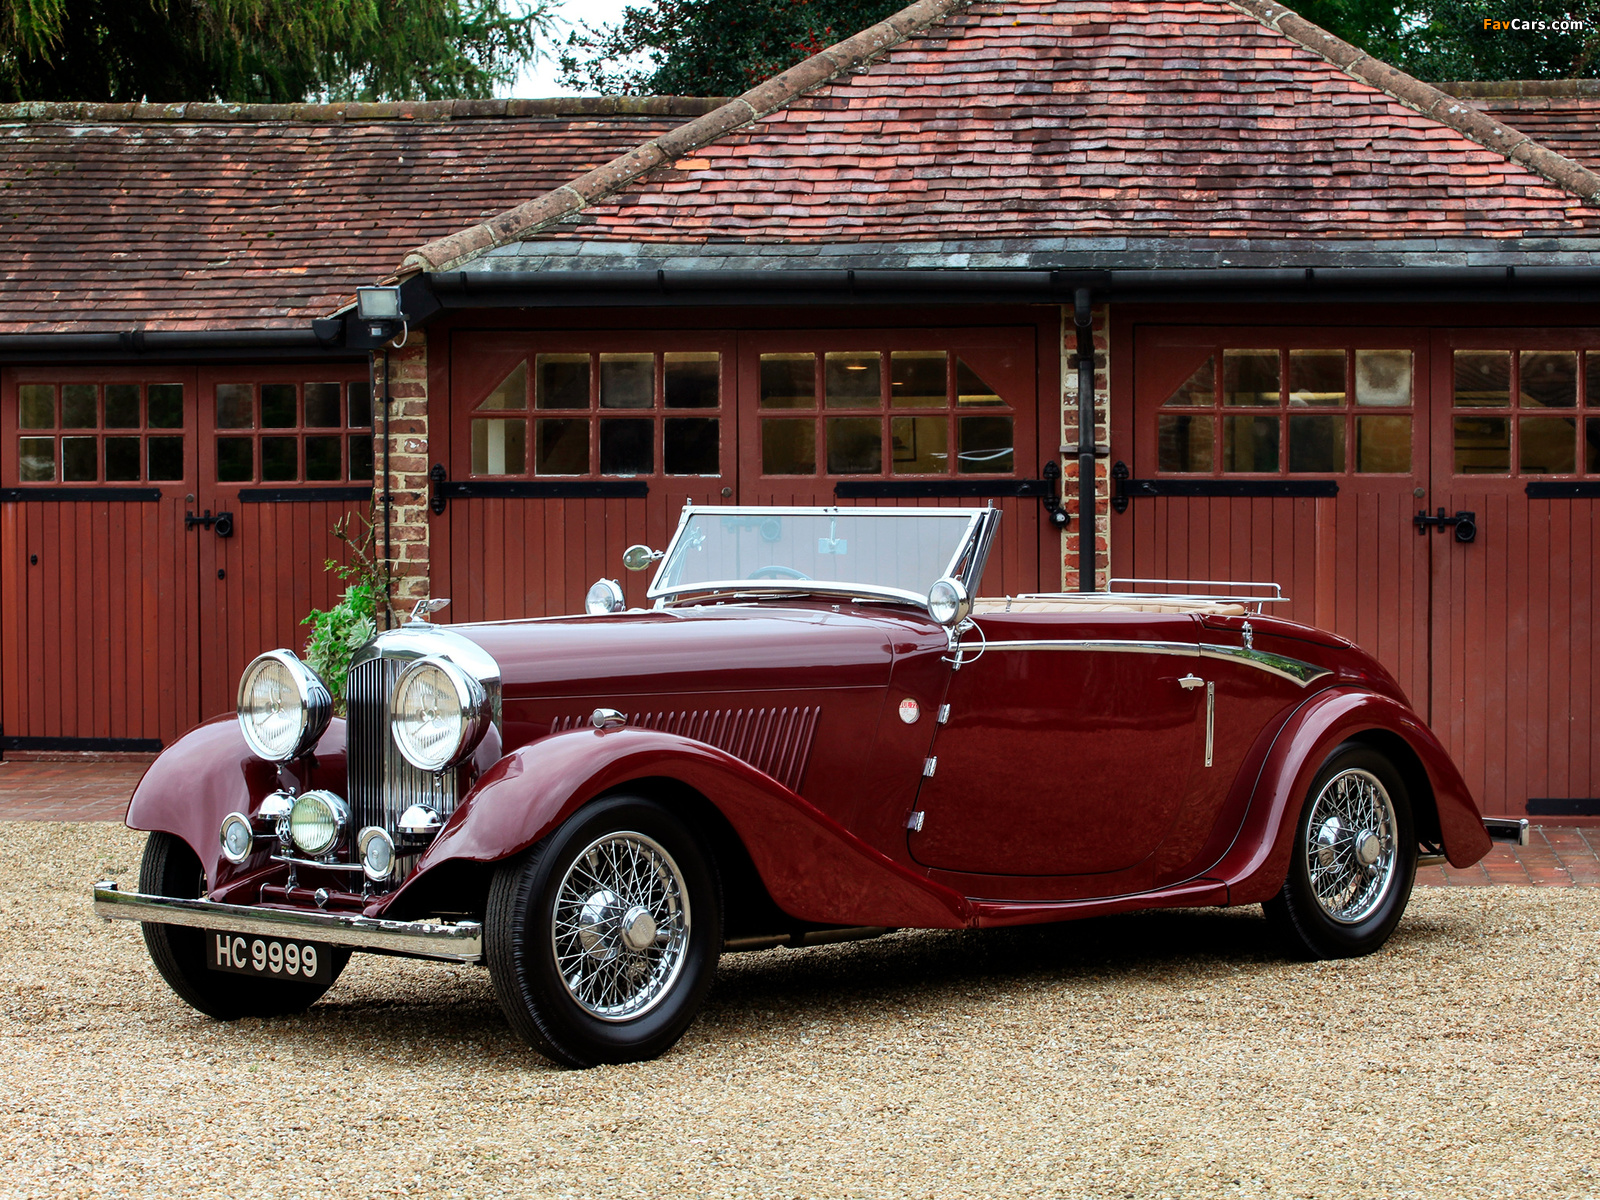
219 812 255 864
236 650 332 762
390 656 491 772
927 576 972 626
585 578 625 615
358 826 397 882
288 789 348 857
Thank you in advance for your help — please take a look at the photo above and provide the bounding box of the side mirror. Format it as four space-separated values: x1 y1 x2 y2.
927 576 972 627
622 544 663 572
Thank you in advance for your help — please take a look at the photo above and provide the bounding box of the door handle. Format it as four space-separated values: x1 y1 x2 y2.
1178 674 1205 690
212 511 234 538
1413 508 1476 543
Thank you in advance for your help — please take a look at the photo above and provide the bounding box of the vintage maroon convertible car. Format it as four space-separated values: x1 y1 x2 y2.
95 506 1521 1066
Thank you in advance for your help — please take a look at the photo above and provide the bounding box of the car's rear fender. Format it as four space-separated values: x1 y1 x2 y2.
381 727 971 930
1217 688 1491 904
123 716 349 890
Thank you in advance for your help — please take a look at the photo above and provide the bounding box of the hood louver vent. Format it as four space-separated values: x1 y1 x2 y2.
551 706 821 793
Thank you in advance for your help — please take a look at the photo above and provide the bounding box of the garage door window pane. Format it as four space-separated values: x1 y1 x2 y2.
1222 415 1279 471
599 353 653 409
957 415 1013 474
105 384 140 428
349 434 374 481
825 352 880 409
1288 415 1344 472
261 384 297 428
474 418 528 475
1520 416 1576 474
600 419 653 475
62 384 97 428
664 353 719 408
19 437 54 481
216 437 253 481
148 437 184 481
1223 350 1279 406
1588 418 1600 473
955 358 1004 406
479 361 529 411
1454 416 1509 474
1519 351 1577 408
665 417 718 475
534 357 584 409
1289 351 1344 407
761 418 815 474
305 436 341 480
827 418 882 474
62 437 97 481
1454 351 1509 406
1157 413 1214 472
19 385 54 429
262 437 297 481
1355 350 1413 406
217 384 254 429
1356 416 1411 473
105 437 141 481
148 384 184 428
534 419 585 475
891 416 949 474
1162 357 1214 407
760 354 815 408
891 351 946 407
305 383 341 427
347 382 373 428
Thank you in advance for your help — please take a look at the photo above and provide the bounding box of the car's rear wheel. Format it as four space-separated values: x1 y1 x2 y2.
138 831 349 1019
485 795 721 1067
1264 742 1416 959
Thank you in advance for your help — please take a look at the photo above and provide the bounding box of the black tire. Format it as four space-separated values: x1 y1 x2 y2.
486 795 722 1068
138 831 349 1020
1265 742 1417 960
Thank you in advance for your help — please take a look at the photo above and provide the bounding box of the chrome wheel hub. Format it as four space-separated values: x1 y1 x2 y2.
552 831 690 1021
1304 768 1399 924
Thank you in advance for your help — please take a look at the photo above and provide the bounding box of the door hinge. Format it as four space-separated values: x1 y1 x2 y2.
923 757 937 778
906 810 925 832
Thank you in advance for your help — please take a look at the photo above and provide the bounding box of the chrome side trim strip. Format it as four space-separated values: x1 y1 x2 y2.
1204 680 1215 767
92 882 483 963
981 638 1331 688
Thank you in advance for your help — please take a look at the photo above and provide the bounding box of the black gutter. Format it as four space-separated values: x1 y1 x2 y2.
0 324 355 363
1072 288 1095 592
420 265 1600 309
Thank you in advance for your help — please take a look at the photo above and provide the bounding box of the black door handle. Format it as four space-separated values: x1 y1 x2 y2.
1413 508 1476 543
213 511 234 538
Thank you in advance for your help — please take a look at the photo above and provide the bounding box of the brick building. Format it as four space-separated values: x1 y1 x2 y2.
3 0 1599 821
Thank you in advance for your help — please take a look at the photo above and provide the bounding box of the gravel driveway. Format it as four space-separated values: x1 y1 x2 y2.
4 822 1597 1199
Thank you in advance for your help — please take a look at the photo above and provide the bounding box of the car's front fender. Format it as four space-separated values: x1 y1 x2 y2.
384 727 971 930
1216 688 1492 904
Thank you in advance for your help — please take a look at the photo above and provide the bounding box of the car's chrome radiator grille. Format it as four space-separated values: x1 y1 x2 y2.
552 706 821 792
346 656 457 871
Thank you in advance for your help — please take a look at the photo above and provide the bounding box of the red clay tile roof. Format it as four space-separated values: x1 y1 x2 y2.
1441 81 1600 174
0 98 722 335
402 0 1600 275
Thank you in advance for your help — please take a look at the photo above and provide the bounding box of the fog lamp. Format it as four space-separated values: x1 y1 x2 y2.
585 578 625 616
289 790 348 858
219 812 255 864
358 826 397 882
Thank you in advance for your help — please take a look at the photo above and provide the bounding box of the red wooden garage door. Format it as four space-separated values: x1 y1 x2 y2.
432 324 1058 618
1 364 374 749
1115 324 1600 819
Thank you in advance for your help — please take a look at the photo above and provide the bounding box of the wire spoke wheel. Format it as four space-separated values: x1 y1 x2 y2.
1303 767 1398 924
550 830 691 1022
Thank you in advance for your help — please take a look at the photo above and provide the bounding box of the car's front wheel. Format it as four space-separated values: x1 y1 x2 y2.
138 831 349 1019
1264 742 1417 959
485 795 721 1067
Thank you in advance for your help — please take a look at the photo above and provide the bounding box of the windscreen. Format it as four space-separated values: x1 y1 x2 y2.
655 511 976 599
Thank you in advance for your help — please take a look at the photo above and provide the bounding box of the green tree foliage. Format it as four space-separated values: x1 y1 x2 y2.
301 514 393 711
557 0 903 95
1292 0 1598 80
0 0 552 103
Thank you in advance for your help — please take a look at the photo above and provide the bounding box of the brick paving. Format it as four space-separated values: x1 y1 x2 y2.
0 759 1594 887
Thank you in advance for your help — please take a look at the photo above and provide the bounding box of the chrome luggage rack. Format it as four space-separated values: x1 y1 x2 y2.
1011 578 1288 614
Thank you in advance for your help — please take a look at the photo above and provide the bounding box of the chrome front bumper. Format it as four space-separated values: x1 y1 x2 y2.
92 881 483 963
1483 816 1531 846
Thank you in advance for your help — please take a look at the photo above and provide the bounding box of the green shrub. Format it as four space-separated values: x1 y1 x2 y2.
301 515 392 712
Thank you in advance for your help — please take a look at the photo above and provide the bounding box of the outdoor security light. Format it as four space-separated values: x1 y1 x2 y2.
355 285 406 342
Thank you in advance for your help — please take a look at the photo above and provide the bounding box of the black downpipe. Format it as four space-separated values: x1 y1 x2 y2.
380 347 393 629
1073 289 1096 592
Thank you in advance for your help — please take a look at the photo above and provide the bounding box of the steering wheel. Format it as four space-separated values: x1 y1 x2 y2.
747 565 812 581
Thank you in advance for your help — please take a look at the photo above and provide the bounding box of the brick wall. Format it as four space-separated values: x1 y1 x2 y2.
377 332 432 617
1060 304 1111 591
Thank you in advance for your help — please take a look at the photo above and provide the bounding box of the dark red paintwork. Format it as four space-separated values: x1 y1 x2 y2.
126 596 1492 933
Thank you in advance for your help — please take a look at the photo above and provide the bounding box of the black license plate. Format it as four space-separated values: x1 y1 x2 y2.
208 932 334 985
